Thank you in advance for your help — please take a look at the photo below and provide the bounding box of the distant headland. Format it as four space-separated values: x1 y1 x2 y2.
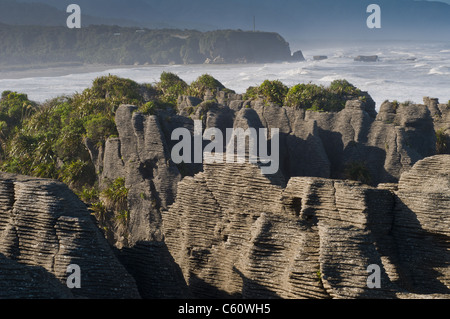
0 25 305 70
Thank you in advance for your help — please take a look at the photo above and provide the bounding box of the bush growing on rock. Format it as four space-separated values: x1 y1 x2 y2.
258 80 289 106
243 79 366 111
187 74 234 99
88 75 144 106
328 79 361 98
0 91 36 140
157 72 188 104
137 100 176 115
101 177 129 212
344 161 372 185
243 80 289 106
285 79 366 112
436 128 449 154
243 86 259 101
0 75 153 194
285 83 330 110
84 114 117 145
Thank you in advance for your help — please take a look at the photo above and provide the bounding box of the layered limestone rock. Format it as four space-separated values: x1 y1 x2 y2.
162 155 450 298
76 94 447 299
424 97 450 154
99 105 190 298
224 97 435 184
0 173 140 299
393 155 450 294
101 105 181 246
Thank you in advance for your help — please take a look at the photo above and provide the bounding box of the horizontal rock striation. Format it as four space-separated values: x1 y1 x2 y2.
86 95 447 298
4 93 445 299
163 155 450 298
169 94 438 186
0 173 140 299
393 155 450 294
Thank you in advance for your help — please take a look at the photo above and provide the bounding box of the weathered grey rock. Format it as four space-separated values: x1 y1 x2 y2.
84 93 447 299
424 96 441 117
424 97 450 154
108 105 181 246
0 252 74 299
393 155 450 294
354 55 379 62
162 155 450 299
98 105 191 298
292 50 305 61
0 173 140 299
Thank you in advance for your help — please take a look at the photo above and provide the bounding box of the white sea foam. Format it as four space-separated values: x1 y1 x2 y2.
428 65 450 75
1 42 449 110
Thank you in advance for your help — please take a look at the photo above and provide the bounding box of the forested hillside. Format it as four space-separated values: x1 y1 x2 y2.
0 25 294 67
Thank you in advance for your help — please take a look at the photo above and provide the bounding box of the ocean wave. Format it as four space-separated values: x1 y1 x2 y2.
390 50 416 57
318 75 342 82
282 68 310 76
365 79 393 86
428 65 450 75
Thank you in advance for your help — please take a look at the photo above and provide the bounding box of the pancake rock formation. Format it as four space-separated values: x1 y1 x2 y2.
0 173 140 299
163 155 450 298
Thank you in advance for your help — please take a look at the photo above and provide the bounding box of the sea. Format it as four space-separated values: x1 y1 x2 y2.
1 41 449 111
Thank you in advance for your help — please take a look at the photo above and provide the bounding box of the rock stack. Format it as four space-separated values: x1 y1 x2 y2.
0 173 140 298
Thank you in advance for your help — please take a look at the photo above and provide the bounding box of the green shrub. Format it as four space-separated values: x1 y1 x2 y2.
283 80 365 112
436 129 449 154
114 210 130 226
243 86 260 100
101 177 129 212
84 114 117 146
0 75 160 198
89 75 142 102
187 74 234 99
137 100 175 115
329 79 361 98
90 201 109 223
77 185 99 205
344 161 372 185
401 100 415 106
257 80 288 106
285 83 328 110
0 91 36 135
157 72 188 104
59 160 93 189
391 100 400 111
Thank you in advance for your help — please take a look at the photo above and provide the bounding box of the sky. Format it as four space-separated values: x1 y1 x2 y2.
3 0 450 44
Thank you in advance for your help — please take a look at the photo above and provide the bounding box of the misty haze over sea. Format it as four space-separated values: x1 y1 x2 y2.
1 0 449 107
1 41 449 110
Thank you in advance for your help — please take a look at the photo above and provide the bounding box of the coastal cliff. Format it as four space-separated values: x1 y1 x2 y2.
0 155 448 298
92 93 448 298
0 75 449 298
163 155 449 298
0 26 302 68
